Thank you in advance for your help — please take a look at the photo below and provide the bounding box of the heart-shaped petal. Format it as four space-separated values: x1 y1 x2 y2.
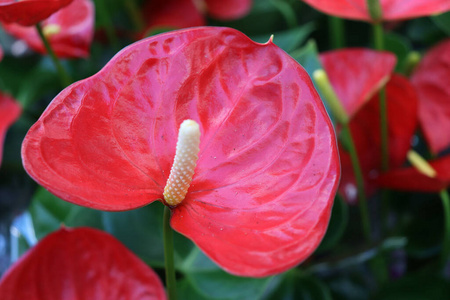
411 39 450 155
0 227 166 300
320 49 396 119
301 0 450 22
339 74 418 203
0 93 21 167
22 27 340 276
2 0 94 59
0 0 73 26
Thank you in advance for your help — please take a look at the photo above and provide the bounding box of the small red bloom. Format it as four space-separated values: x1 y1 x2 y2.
0 227 166 300
0 93 21 168
22 27 340 277
2 0 94 59
0 0 73 26
411 39 450 155
142 0 252 35
377 156 450 192
301 0 450 22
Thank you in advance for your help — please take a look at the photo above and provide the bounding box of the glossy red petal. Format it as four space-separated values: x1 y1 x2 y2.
411 39 450 155
0 227 166 300
22 27 340 276
205 0 252 20
2 0 94 59
0 0 73 26
320 49 396 119
377 156 450 192
301 0 450 21
339 75 418 203
141 0 204 35
0 93 21 167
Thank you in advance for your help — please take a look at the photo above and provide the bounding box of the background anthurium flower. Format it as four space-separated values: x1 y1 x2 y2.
0 227 166 300
339 74 417 203
301 0 450 22
411 39 450 155
0 93 21 167
22 27 340 277
377 156 450 192
320 49 396 119
141 0 252 35
0 0 73 26
2 0 94 59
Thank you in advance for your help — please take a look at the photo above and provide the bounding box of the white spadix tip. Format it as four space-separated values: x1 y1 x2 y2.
163 119 201 206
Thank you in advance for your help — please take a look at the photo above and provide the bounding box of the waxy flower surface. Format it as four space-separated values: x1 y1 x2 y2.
142 0 252 35
0 93 21 167
22 27 340 277
0 0 73 26
411 39 450 155
0 227 166 300
2 0 94 58
301 0 450 22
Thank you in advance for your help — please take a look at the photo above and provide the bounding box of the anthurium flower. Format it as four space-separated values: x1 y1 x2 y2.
301 0 450 22
411 39 450 155
0 227 166 300
0 93 21 167
2 0 94 59
22 27 340 277
0 0 73 26
142 0 252 36
377 155 450 192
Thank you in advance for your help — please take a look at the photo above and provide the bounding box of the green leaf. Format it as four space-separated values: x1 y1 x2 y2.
383 33 411 72
252 23 315 52
432 11 450 36
290 39 323 77
317 195 349 253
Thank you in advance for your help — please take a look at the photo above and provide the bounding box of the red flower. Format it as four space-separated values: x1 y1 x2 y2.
142 0 252 35
0 93 21 168
2 0 94 59
411 39 450 155
319 49 418 203
0 0 73 26
0 227 166 300
301 0 450 22
377 155 450 192
22 27 340 277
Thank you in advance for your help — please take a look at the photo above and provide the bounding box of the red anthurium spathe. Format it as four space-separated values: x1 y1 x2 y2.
301 0 450 22
320 49 396 119
142 0 252 35
378 155 450 192
2 0 94 59
0 0 73 26
339 75 418 203
411 39 450 155
0 227 166 300
22 27 340 277
0 93 21 167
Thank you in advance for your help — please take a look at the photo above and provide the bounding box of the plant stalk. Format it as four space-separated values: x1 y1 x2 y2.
329 16 345 49
440 190 450 269
163 206 177 300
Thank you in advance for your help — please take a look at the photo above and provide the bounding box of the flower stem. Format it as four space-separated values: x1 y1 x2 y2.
35 23 72 87
163 206 177 300
439 189 450 269
341 125 372 242
328 16 345 49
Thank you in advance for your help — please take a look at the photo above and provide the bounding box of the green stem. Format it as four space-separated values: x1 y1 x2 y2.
163 206 177 300
341 125 372 242
96 0 120 50
35 23 72 87
439 190 450 268
328 16 345 49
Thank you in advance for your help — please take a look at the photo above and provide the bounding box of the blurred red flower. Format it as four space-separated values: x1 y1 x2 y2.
411 39 450 155
141 0 252 36
0 0 73 26
301 0 450 22
2 0 94 58
319 49 418 203
0 227 166 300
0 93 21 168
22 27 340 277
